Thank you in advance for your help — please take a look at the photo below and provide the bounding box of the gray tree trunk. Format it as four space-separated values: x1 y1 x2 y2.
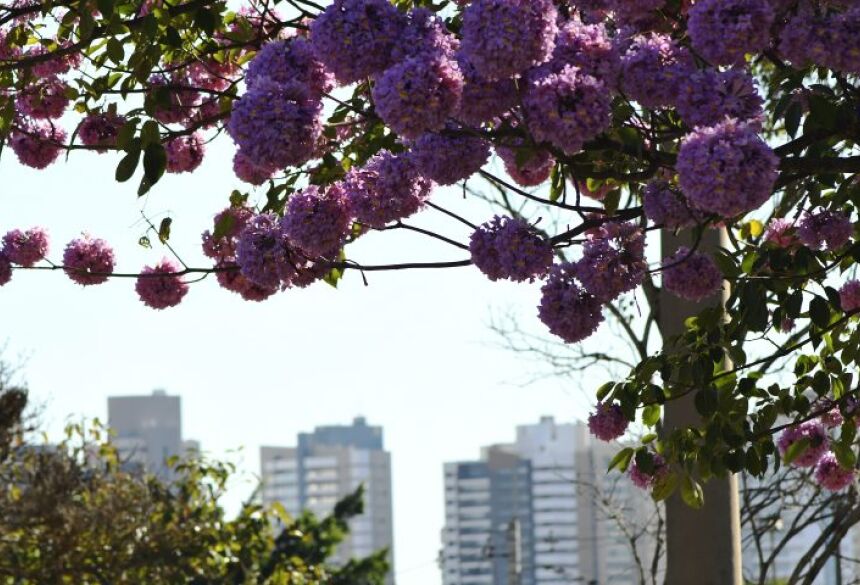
660 228 743 585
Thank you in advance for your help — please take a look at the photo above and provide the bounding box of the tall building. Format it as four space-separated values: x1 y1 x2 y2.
107 389 196 480
441 417 659 585
260 417 395 581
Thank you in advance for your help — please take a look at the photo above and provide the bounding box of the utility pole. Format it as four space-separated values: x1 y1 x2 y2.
660 228 743 585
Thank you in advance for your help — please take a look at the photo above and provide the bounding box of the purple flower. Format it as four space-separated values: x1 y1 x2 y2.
613 0 667 28
523 65 611 155
235 213 291 289
165 133 205 174
215 260 279 302
496 144 555 187
78 112 126 152
454 56 518 126
619 33 695 109
469 216 553 282
0 253 10 287
227 78 322 170
765 217 796 248
538 262 605 343
281 184 353 258
588 402 628 442
201 206 255 260
372 53 463 139
826 7 860 74
459 0 557 80
391 8 459 62
246 38 335 98
2 227 49 267
9 121 66 169
629 453 668 490
16 76 69 119
309 0 405 84
135 258 189 310
342 150 434 228
661 247 723 302
840 280 860 313
778 9 831 70
688 0 774 65
815 452 855 491
796 209 853 251
777 421 829 468
814 398 844 429
674 68 763 129
147 74 199 125
62 235 115 286
677 118 778 218
232 150 275 185
576 221 646 302
546 20 620 88
643 179 703 229
409 130 490 185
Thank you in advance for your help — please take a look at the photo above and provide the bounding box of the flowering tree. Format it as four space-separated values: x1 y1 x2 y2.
2 0 860 580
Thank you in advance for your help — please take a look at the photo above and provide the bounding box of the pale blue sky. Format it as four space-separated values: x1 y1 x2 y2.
0 135 610 584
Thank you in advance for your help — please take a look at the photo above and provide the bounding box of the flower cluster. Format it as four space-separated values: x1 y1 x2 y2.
227 78 322 170
496 145 555 187
777 421 829 468
166 133 205 174
840 280 860 313
796 209 853 252
281 184 352 258
643 180 701 229
372 53 463 139
677 118 778 218
523 65 611 155
9 122 66 169
0 253 10 287
235 213 291 290
391 8 458 62
587 402 628 442
661 247 723 302
459 0 557 81
629 453 668 490
576 222 646 302
815 453 855 492
469 216 553 282
2 227 49 267
454 56 518 126
309 0 404 84
201 206 255 260
342 150 433 228
674 68 763 129
409 131 490 186
538 263 604 344
135 259 189 309
765 217 796 248
16 77 70 119
620 34 694 109
246 38 335 98
546 20 619 88
78 112 126 152
62 236 115 286
687 0 774 66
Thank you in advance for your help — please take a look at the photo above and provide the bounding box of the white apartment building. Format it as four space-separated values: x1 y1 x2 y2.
442 417 659 585
260 417 395 582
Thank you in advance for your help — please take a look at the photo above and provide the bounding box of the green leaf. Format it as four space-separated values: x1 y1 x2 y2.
106 37 124 64
138 236 152 249
595 382 615 401
651 471 678 502
143 143 166 184
115 145 141 182
786 290 803 319
96 0 114 17
140 120 161 146
642 404 661 427
785 101 802 138
810 296 831 328
831 442 856 470
782 437 810 465
680 475 704 509
607 448 634 473
694 388 719 417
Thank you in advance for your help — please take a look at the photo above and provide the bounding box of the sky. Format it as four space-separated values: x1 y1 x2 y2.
0 136 616 584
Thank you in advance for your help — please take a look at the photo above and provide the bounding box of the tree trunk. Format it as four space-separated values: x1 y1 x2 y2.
660 228 743 585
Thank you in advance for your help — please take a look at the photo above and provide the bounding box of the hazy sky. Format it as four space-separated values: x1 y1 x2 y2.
0 135 617 584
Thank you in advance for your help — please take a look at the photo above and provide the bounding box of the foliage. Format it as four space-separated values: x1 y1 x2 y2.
0 384 388 584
